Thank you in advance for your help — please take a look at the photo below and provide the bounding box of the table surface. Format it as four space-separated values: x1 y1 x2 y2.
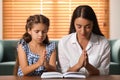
0 75 120 80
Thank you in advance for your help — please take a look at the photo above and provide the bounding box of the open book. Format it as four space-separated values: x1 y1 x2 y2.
41 72 86 78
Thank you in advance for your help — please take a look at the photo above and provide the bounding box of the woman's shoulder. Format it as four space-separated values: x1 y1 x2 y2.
93 33 109 44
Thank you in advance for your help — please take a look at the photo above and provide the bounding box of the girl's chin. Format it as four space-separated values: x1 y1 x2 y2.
37 39 43 43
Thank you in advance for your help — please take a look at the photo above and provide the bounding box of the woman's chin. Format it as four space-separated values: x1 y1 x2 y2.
80 35 86 38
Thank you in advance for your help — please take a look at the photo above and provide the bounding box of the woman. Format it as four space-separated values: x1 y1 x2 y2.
58 5 110 76
14 14 57 76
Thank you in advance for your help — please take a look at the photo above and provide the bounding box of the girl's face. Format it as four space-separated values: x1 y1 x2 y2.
28 23 48 43
74 17 93 40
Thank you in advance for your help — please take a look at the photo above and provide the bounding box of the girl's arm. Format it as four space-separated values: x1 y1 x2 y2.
44 50 57 71
17 44 45 76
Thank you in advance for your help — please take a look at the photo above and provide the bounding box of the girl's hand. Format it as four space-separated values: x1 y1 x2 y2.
38 50 46 66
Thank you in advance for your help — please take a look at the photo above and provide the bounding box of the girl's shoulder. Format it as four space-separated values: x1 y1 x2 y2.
47 41 56 49
17 39 29 51
18 39 27 45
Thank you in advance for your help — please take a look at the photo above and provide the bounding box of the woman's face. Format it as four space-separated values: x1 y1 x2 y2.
28 23 48 43
74 17 93 40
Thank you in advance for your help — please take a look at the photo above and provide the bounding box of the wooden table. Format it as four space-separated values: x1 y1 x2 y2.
0 75 120 80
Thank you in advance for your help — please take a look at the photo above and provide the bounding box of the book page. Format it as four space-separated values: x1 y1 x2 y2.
63 72 86 78
41 72 86 78
41 72 63 78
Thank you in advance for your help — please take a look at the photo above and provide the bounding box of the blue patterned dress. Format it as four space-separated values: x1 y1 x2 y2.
17 39 56 76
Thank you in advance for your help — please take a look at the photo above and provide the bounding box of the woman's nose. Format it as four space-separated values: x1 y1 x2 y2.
81 27 85 34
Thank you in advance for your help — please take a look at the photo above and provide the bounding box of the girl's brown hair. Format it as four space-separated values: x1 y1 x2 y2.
13 14 50 76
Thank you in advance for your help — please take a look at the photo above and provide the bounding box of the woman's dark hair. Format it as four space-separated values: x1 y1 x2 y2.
69 5 104 36
23 14 50 44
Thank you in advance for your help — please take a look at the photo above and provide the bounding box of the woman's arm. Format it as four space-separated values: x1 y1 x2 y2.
84 41 110 75
85 63 100 75
83 51 100 75
96 41 110 75
58 40 70 73
67 50 86 72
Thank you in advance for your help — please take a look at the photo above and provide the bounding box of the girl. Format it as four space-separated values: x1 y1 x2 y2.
15 14 56 76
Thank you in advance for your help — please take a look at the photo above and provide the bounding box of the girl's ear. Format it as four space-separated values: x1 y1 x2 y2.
28 29 31 34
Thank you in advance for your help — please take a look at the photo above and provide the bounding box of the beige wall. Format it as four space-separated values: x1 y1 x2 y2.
110 0 120 39
0 0 2 40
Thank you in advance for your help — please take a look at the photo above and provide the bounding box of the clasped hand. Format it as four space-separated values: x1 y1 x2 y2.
78 50 89 68
37 50 48 66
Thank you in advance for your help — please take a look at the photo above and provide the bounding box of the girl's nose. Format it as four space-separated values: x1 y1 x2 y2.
39 31 43 36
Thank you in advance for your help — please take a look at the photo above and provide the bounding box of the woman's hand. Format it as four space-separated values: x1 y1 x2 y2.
67 50 88 72
83 51 89 67
78 50 87 68
83 51 100 75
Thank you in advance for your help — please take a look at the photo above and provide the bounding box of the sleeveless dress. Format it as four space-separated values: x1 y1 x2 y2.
17 39 56 76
